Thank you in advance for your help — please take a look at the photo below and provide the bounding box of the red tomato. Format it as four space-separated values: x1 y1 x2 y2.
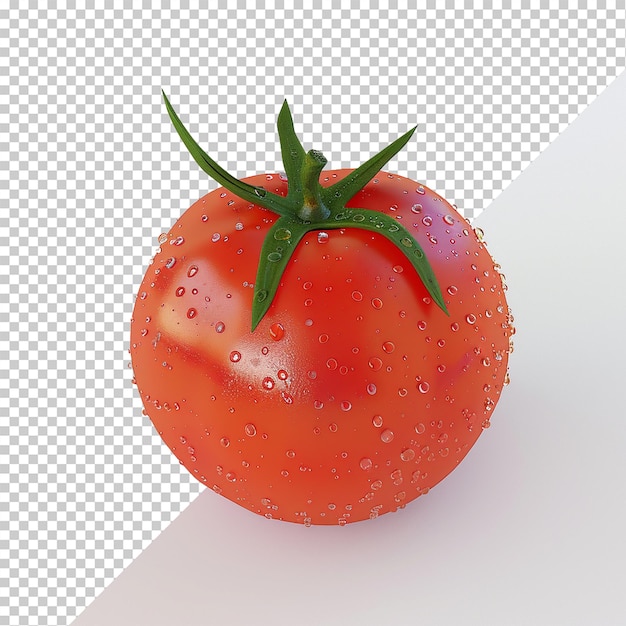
130 96 513 525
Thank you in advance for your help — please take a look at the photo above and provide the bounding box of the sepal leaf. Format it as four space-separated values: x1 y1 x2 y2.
321 127 417 211
163 91 293 216
252 217 312 330
316 208 448 315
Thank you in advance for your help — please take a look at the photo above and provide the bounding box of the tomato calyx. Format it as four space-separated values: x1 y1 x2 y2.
163 91 449 330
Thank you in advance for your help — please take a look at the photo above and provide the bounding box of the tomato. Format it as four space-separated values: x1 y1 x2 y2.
129 94 514 525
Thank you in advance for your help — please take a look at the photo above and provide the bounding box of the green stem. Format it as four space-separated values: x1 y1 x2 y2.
298 150 330 222
163 92 449 331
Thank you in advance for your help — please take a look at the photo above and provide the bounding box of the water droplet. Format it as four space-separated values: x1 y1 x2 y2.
340 401 352 411
318 333 329 343
380 429 394 443
391 469 403 485
274 227 292 240
366 383 377 396
466 314 477 324
187 308 197 319
352 213 365 222
417 320 427 331
229 351 241 363
415 422 426 435
382 341 395 353
244 423 257 437
317 232 329 244
372 415 384 428
416 185 425 195
473 226 485 241
262 377 275 390
165 257 176 269
226 472 237 482
351 290 363 302
411 203 423 214
371 479 383 490
400 237 413 248
329 423 338 433
277 369 288 381
368 357 382 371
371 297 383 310
447 285 458 296
326 358 338 371
450 322 460 332
417 381 430 394
422 216 433 227
360 457 373 471
392 265 404 274
175 286 185 297
220 437 230 447
269 322 285 341
313 400 324 410
400 448 416 462
215 321 225 333
235 222 244 231
211 233 221 243
443 214 455 225
172 235 185 246
158 233 168 244
268 251 282 262
187 265 199 277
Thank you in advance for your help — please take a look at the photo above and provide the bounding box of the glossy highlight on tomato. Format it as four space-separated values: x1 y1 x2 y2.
129 96 514 525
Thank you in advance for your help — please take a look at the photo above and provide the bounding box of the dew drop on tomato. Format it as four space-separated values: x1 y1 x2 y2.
360 457 373 471
269 322 285 341
380 429 394 443
418 381 430 394
400 448 416 462
368 357 382 371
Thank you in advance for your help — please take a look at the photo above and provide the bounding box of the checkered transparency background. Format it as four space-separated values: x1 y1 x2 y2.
1 3 625 624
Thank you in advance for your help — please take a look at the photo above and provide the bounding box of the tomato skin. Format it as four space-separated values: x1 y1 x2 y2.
130 169 512 525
